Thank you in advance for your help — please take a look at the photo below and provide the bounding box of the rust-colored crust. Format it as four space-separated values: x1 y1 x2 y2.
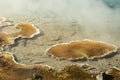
47 39 117 60
0 32 14 50
0 52 97 80
105 67 120 80
0 22 40 51
11 23 40 38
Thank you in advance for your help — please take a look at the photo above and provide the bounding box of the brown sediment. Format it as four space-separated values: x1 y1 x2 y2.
47 39 117 60
0 52 56 80
0 32 14 50
11 23 40 38
0 52 97 80
57 65 97 80
0 17 14 50
104 67 120 80
0 23 40 51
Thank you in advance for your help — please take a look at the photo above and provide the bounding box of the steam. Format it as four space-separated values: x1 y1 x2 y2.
0 0 120 37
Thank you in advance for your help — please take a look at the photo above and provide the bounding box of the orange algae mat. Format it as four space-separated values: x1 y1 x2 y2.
0 53 120 80
47 40 117 60
0 20 40 50
106 68 120 80
11 23 40 38
0 53 97 80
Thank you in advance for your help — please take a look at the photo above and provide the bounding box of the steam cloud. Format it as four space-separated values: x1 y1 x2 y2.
0 0 120 37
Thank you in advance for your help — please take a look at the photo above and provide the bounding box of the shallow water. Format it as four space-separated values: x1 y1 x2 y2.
0 0 120 73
